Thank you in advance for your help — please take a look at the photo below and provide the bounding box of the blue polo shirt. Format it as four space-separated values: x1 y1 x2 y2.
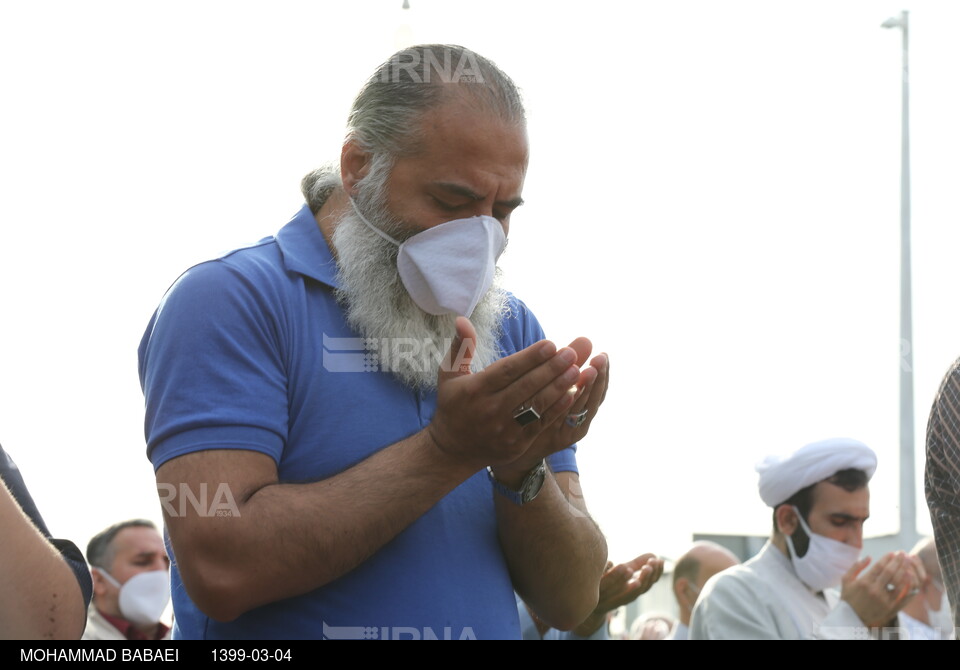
138 204 578 640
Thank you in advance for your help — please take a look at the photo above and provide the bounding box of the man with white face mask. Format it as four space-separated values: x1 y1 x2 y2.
83 519 171 641
690 438 921 639
138 44 609 639
897 537 954 639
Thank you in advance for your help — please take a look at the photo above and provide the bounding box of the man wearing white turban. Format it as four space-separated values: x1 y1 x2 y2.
689 438 921 639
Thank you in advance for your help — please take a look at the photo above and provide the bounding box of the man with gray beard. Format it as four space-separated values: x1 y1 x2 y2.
139 44 609 640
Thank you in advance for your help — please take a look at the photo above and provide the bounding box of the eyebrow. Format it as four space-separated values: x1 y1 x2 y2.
433 182 524 210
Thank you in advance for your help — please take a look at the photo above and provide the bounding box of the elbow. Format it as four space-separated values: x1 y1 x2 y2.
551 557 607 630
167 522 266 622
181 569 250 623
176 550 335 623
552 596 601 633
533 586 600 633
176 553 259 623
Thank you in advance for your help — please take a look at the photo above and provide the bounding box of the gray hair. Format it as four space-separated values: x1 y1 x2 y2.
302 44 525 213
348 43 525 156
86 518 158 570
301 163 342 215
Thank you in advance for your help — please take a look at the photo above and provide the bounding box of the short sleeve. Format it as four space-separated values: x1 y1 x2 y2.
139 258 289 470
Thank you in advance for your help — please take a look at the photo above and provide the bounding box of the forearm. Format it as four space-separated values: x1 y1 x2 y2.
495 470 607 631
0 481 86 639
161 430 477 621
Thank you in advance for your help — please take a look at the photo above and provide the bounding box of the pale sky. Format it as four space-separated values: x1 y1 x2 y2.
1 0 959 574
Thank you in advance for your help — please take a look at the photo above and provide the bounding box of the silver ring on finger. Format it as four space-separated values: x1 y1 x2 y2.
513 403 541 427
565 409 589 428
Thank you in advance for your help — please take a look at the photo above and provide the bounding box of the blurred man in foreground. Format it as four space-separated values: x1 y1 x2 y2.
925 357 960 630
1 443 90 639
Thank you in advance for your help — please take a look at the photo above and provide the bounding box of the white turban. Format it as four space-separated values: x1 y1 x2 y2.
755 438 877 507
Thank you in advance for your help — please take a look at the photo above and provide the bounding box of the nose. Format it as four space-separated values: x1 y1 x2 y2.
847 525 864 550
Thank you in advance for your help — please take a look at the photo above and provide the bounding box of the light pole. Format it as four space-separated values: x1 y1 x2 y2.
882 11 917 548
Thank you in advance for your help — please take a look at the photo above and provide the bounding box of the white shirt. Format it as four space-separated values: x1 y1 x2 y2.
665 621 688 640
897 612 950 640
689 541 868 640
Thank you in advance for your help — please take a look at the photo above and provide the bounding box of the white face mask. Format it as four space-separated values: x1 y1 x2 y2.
785 506 861 592
97 568 170 626
349 197 507 317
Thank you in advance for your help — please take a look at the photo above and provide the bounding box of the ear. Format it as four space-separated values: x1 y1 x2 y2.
340 139 372 195
674 577 692 608
90 568 110 599
775 504 799 536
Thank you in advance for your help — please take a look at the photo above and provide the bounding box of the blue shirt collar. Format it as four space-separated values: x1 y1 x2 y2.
276 203 340 288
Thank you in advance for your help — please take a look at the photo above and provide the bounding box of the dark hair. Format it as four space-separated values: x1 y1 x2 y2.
772 469 869 553
86 519 157 570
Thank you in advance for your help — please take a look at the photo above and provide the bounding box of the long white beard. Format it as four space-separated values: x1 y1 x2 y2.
331 203 509 391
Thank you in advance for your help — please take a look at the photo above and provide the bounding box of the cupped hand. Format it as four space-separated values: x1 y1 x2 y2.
427 317 584 477
841 551 921 628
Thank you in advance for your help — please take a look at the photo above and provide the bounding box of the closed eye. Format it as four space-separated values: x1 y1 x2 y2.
830 515 866 528
431 196 459 211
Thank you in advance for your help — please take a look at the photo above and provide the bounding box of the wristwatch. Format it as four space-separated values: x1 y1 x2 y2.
487 460 546 506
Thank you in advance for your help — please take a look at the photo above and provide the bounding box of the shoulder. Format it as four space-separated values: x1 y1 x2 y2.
927 356 960 455
700 560 767 602
0 444 43 526
690 556 791 640
143 238 301 347
161 237 288 304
